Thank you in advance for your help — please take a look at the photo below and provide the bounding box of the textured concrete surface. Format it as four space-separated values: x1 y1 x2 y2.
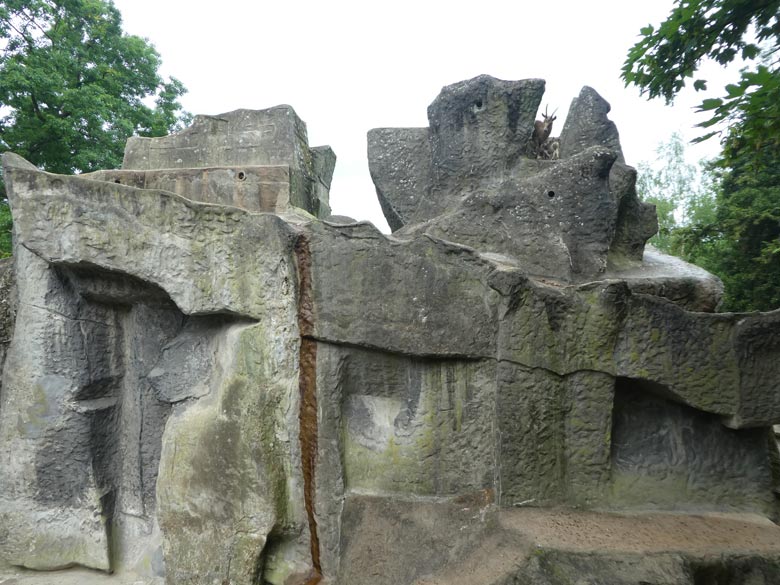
1 80 779 584
337 498 780 585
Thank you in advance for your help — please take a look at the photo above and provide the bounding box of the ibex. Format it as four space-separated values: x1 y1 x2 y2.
532 106 557 151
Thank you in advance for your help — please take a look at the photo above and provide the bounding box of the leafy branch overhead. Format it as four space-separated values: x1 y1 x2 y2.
0 0 190 176
625 0 780 312
622 0 780 145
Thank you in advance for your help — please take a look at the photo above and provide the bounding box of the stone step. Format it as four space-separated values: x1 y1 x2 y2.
338 496 780 585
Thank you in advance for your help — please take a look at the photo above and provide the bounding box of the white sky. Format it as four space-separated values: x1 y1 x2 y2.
112 0 737 231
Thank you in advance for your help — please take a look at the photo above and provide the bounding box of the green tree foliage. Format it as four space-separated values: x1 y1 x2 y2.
0 0 190 256
636 133 707 252
622 0 780 146
635 134 721 279
674 130 780 312
0 202 12 258
624 0 780 312
636 133 720 257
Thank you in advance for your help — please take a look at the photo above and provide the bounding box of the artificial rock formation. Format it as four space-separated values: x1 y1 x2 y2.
1 76 780 585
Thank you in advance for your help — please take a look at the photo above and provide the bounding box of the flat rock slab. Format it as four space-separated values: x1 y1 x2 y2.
501 508 780 554
339 499 780 585
2 508 780 584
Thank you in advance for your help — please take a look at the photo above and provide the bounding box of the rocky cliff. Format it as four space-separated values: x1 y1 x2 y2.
1 76 779 585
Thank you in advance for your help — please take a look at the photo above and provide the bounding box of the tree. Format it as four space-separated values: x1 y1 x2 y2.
0 0 190 256
636 133 709 252
622 0 780 147
674 128 780 311
623 0 780 312
635 133 720 262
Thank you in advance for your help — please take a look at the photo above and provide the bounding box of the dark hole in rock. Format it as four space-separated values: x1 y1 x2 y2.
237 171 246 181
474 99 483 109
114 179 121 184
547 190 555 198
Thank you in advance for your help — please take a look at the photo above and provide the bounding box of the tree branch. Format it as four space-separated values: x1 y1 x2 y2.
29 94 44 121
19 7 54 44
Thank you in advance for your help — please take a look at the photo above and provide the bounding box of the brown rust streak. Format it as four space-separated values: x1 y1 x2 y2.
294 234 322 583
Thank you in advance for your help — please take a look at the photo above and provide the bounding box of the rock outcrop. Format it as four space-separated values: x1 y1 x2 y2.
1 76 779 585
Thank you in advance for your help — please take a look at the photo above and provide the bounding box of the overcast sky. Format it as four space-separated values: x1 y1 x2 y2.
112 0 736 231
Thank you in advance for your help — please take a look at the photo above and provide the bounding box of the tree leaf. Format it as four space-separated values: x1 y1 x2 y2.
741 44 760 60
699 98 724 111
724 83 745 97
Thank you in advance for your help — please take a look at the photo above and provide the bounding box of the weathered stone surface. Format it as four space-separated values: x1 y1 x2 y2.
616 296 780 427
157 321 300 584
367 75 544 231
498 364 614 507
305 220 499 357
492 275 629 375
6 507 780 585
337 502 780 585
369 79 666 285
502 509 780 585
368 78 655 283
337 495 502 585
122 106 335 218
517 550 693 585
2 87 780 585
488 268 780 428
608 161 660 268
4 152 299 319
367 127 433 231
124 106 318 172
427 75 544 190
614 246 724 311
335 348 496 496
558 85 625 162
0 568 165 584
147 316 237 403
311 345 499 579
0 247 175 572
551 87 658 273
84 165 318 215
1 147 308 581
406 146 619 281
610 381 776 515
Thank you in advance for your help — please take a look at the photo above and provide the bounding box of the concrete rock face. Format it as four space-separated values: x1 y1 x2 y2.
368 76 545 232
369 77 661 282
1 81 780 585
103 106 335 218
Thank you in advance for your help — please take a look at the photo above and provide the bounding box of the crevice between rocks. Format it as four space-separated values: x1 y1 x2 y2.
294 233 322 584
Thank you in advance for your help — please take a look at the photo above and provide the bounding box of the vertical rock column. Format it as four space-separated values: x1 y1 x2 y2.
0 249 120 571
